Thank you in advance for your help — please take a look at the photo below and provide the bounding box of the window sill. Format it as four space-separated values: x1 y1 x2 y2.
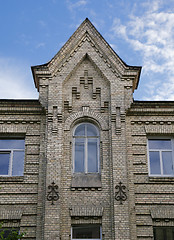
72 173 101 188
149 176 174 182
0 176 24 182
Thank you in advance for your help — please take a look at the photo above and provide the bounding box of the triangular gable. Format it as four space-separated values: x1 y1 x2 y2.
32 18 141 92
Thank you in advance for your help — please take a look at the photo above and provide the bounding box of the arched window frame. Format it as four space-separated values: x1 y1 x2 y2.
72 122 100 174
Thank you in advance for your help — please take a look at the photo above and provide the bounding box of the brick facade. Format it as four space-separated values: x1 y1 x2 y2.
0 19 174 239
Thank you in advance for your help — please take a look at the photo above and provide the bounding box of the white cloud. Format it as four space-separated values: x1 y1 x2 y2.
147 77 174 100
36 42 45 49
111 18 127 40
111 0 174 100
0 58 38 99
66 0 87 11
142 0 163 13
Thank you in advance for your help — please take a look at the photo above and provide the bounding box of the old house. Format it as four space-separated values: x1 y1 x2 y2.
0 18 174 240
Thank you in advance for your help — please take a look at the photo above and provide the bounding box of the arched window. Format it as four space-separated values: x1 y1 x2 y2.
73 123 100 173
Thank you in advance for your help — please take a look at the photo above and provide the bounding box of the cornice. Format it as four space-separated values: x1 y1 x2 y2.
132 100 174 106
127 110 174 116
130 121 174 125
0 120 41 124
0 100 45 114
128 101 174 116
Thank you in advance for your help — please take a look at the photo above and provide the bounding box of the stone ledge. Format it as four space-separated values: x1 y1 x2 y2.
151 206 174 219
0 210 22 220
148 176 174 182
69 205 103 217
0 176 24 182
71 173 101 188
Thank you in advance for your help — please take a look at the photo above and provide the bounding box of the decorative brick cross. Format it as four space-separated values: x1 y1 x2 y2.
80 70 93 88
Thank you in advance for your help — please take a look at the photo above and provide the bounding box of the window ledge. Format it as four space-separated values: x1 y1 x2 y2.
72 173 101 188
149 176 174 182
0 176 24 182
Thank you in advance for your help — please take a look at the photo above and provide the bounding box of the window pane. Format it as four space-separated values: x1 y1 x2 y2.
0 152 10 175
88 139 98 172
74 125 85 136
149 151 161 174
149 139 171 149
75 139 85 172
162 151 173 175
154 228 165 240
0 139 24 149
154 227 174 240
166 228 174 240
72 225 100 239
12 151 25 176
87 124 98 136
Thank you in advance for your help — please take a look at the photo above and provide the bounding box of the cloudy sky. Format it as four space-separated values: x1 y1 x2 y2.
1 0 174 100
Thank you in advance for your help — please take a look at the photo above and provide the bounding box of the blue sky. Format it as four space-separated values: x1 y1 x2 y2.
1 0 174 100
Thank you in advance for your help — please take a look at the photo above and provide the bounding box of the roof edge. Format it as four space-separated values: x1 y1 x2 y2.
31 18 142 91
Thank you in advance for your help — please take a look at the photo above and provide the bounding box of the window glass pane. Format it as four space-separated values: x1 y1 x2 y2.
87 124 98 136
0 152 10 175
166 227 174 240
162 151 173 175
74 125 85 136
12 151 25 176
149 139 171 149
0 139 25 149
88 139 98 172
149 151 161 174
154 227 174 240
154 228 164 240
75 139 85 172
72 225 100 239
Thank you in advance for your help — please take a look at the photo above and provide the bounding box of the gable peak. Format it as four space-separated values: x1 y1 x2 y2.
32 18 141 92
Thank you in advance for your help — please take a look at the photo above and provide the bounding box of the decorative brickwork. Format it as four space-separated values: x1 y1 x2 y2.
1 18 174 240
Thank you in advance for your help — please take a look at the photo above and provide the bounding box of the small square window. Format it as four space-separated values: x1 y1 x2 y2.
0 139 25 176
154 227 174 240
72 225 101 240
148 139 174 176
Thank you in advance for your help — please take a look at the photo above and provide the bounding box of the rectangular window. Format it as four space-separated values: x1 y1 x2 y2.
72 225 101 240
148 139 174 176
73 123 99 174
0 139 25 176
154 227 174 240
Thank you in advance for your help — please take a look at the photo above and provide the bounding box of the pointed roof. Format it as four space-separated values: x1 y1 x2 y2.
31 18 141 91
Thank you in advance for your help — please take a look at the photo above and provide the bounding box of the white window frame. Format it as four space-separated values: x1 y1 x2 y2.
72 123 100 174
0 139 25 177
71 225 102 240
147 137 174 177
